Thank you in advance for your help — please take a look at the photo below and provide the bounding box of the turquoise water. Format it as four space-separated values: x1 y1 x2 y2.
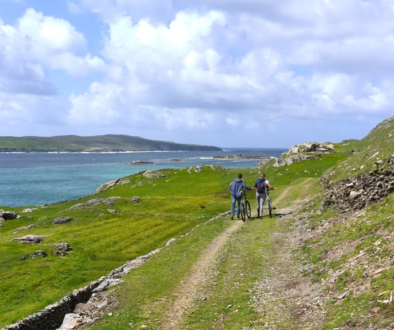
0 148 286 207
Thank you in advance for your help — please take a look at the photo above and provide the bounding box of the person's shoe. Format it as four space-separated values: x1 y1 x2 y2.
259 216 263 219
231 216 234 220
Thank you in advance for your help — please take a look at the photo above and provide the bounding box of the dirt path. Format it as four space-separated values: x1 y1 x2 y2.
162 220 244 329
162 186 298 329
274 178 313 205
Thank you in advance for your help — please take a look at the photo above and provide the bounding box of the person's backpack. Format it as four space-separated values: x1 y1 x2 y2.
256 179 266 193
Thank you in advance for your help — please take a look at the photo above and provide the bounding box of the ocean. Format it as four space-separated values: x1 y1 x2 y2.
0 148 286 207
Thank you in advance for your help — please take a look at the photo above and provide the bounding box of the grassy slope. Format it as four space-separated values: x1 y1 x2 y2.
294 116 394 328
84 157 346 329
2 116 394 329
0 166 229 327
0 135 221 152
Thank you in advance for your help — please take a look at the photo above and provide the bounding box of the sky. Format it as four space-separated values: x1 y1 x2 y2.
0 0 393 148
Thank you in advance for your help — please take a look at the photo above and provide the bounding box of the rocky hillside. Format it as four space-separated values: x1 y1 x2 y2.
292 115 394 329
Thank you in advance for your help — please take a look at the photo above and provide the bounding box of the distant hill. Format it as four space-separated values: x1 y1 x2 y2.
0 135 222 152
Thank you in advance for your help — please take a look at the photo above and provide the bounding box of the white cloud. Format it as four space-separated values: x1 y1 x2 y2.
2 0 394 145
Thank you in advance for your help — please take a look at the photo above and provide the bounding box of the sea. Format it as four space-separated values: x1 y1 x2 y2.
0 148 286 207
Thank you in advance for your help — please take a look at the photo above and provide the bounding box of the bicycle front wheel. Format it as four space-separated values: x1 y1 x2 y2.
246 201 251 219
241 203 246 222
267 196 273 218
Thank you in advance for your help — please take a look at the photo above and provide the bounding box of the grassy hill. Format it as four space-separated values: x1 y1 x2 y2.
0 135 222 152
2 115 394 329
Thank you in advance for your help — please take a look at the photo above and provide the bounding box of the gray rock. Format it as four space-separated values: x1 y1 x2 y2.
0 211 20 221
53 217 73 225
170 159 182 162
108 209 118 214
143 171 166 178
22 208 38 213
12 235 44 244
93 278 124 293
130 161 154 165
96 179 118 193
59 313 82 330
20 250 48 260
52 243 73 256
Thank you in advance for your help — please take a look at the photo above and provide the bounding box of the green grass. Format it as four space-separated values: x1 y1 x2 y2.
0 166 229 327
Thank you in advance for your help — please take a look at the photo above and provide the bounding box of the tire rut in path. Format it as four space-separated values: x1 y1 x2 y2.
161 220 243 329
162 186 296 329
274 178 313 206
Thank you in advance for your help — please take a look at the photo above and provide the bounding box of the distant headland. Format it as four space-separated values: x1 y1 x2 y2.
0 134 222 153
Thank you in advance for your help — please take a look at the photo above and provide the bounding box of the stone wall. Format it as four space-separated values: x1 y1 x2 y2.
2 282 100 330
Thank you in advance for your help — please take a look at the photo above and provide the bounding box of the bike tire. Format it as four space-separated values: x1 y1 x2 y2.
241 203 246 222
246 201 251 219
267 196 273 218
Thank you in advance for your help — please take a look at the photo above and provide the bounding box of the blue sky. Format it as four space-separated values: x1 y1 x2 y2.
0 0 393 147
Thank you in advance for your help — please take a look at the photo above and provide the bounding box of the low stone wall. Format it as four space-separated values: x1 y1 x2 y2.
2 282 100 330
320 161 394 212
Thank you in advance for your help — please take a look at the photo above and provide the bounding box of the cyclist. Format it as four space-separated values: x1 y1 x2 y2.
255 173 276 219
229 173 254 220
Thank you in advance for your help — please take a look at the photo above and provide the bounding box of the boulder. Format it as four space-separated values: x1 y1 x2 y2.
0 211 20 221
13 235 44 244
22 208 37 213
53 217 73 225
143 171 166 178
52 243 73 256
170 159 182 162
118 179 130 185
59 313 82 330
96 179 117 193
93 278 124 293
349 191 363 200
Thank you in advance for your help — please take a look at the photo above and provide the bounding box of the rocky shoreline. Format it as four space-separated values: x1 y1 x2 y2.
213 154 269 160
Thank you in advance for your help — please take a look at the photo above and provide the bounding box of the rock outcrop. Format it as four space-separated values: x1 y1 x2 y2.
170 159 182 162
0 210 20 223
52 243 73 257
20 251 47 260
12 235 44 244
320 155 394 212
130 161 154 165
143 171 165 178
71 197 121 209
287 142 335 154
53 217 73 225
273 154 319 168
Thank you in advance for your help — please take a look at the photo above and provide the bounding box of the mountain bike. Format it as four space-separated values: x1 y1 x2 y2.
240 189 251 222
266 187 276 218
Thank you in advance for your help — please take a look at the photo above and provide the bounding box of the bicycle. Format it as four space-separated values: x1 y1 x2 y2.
240 189 251 222
266 187 274 218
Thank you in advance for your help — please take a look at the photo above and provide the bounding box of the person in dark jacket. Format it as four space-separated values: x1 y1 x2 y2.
229 173 253 220
255 173 276 219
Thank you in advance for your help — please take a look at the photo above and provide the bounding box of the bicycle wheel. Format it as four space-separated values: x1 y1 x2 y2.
267 196 273 218
240 203 246 222
246 201 251 219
